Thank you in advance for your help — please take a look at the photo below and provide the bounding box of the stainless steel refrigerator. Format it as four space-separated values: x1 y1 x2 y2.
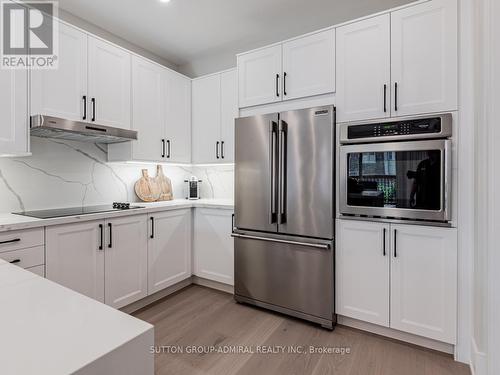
232 106 336 329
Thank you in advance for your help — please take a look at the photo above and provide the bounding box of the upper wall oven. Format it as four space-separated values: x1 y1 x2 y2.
339 114 452 223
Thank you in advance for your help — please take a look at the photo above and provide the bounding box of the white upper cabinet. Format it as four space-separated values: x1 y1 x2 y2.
105 214 148 309
336 14 391 122
148 209 192 295
0 68 28 156
238 45 282 108
46 221 105 303
336 220 390 327
192 74 221 164
390 225 457 344
88 36 131 128
130 56 165 162
391 0 458 117
165 71 192 163
282 29 336 101
31 22 87 121
192 69 238 164
220 69 238 162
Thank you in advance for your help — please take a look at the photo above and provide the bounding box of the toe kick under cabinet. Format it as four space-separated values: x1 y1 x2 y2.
336 219 457 344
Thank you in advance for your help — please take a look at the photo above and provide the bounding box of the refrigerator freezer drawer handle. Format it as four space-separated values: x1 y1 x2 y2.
231 233 330 250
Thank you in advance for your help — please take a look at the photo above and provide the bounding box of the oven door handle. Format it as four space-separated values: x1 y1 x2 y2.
444 139 452 222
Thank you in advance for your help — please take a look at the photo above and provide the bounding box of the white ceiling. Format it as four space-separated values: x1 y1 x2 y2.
58 0 414 76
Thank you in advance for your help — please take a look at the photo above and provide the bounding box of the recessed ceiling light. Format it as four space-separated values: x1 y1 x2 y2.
159 0 171 3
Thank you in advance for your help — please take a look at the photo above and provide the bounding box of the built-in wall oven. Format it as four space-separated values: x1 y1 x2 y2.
339 114 452 223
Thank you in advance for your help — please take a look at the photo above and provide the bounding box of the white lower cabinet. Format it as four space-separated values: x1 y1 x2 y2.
46 215 148 309
46 221 105 303
148 209 192 295
105 215 148 309
390 224 457 343
336 219 457 344
336 220 390 326
194 209 234 285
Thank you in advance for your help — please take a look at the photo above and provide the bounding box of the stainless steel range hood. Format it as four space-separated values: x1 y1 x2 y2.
30 115 138 144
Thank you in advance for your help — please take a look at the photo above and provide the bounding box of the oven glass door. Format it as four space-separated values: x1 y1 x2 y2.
340 140 451 221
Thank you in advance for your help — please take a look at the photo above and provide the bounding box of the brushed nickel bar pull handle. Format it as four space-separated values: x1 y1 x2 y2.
231 233 330 250
269 121 278 224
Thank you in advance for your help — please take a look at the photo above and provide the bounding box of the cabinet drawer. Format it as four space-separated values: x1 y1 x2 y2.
0 228 44 253
0 246 45 269
26 265 45 277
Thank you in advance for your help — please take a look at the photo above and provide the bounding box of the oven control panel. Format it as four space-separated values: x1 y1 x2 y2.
347 117 442 140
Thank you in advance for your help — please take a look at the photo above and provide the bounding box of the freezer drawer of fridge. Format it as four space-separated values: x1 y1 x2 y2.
234 235 334 321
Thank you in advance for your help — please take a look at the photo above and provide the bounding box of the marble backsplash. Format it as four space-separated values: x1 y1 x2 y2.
0 137 234 213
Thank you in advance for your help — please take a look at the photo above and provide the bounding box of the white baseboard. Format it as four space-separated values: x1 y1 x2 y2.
121 276 234 314
470 337 487 375
337 315 455 355
120 278 193 314
192 276 234 294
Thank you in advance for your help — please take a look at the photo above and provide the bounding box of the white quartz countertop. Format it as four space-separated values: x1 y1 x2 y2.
0 199 234 233
0 262 153 375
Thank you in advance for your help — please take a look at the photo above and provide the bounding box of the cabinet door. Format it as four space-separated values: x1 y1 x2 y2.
31 22 87 121
237 45 282 108
148 209 191 294
390 225 457 343
220 69 238 163
282 29 336 101
105 215 148 309
336 14 390 122
0 68 28 155
131 56 165 162
46 221 104 302
391 0 458 117
336 220 390 326
194 209 234 285
165 71 191 163
192 74 221 163
88 37 131 128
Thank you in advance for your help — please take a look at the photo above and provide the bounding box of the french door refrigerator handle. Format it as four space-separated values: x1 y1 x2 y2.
231 233 330 250
279 120 287 224
269 121 278 224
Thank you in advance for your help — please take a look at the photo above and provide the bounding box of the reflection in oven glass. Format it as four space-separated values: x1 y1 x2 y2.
347 150 441 211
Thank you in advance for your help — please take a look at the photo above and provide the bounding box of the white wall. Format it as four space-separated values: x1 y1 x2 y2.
0 138 233 213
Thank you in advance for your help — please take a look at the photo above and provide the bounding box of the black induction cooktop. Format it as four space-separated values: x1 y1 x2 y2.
14 203 144 219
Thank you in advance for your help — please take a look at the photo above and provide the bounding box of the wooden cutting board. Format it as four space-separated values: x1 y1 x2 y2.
155 165 173 201
134 169 161 202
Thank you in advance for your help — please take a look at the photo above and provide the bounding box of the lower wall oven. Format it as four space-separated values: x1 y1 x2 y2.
339 114 453 223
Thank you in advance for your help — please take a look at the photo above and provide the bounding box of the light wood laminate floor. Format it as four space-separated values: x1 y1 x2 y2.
134 285 470 375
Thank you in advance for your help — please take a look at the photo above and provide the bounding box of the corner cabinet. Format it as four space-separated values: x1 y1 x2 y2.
336 219 457 344
238 29 335 108
192 69 237 164
0 67 29 156
336 0 457 122
193 208 234 285
148 209 192 294
108 56 192 163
